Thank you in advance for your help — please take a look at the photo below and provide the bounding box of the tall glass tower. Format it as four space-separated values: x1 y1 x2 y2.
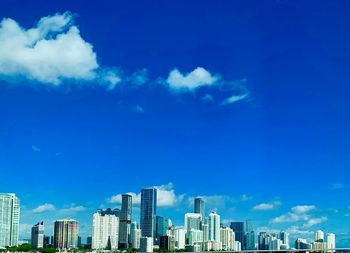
140 188 157 238
120 194 132 248
194 197 205 220
0 193 20 247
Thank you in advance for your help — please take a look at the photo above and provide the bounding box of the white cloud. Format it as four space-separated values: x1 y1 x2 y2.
129 68 149 86
166 67 220 91
241 194 253 201
0 12 120 87
109 182 184 207
253 201 281 211
303 216 327 228
33 203 55 213
221 93 248 105
59 205 87 213
271 205 315 224
291 205 316 214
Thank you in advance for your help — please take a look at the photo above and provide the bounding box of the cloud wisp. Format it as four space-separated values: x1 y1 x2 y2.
32 203 56 213
253 201 281 211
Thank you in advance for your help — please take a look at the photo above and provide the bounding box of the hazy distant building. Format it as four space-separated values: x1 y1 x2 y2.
31 221 44 249
280 231 290 249
188 229 203 245
184 213 202 232
53 219 78 249
194 198 205 221
0 193 20 247
245 219 255 250
327 233 335 250
130 222 141 249
208 212 220 242
140 188 157 238
120 194 132 249
230 222 244 247
315 230 325 242
92 208 119 250
295 238 312 249
140 237 153 253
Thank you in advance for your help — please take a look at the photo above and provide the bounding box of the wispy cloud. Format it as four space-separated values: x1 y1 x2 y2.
331 182 347 189
271 205 315 223
253 201 281 211
132 104 145 113
303 216 327 228
32 203 55 213
31 145 41 152
0 12 120 87
220 93 249 105
59 205 87 214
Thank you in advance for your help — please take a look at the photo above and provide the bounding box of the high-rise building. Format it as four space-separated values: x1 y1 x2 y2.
86 236 92 248
120 194 132 249
140 237 153 253
220 227 234 251
184 213 202 232
188 229 203 245
91 208 119 250
295 238 312 249
43 236 51 246
77 236 82 248
280 231 290 249
327 233 335 250
230 222 244 247
160 235 175 252
155 216 166 244
258 232 268 250
31 221 44 249
130 222 141 249
0 193 20 247
53 219 78 249
194 198 205 221
245 219 255 250
140 188 157 238
174 228 186 250
208 212 220 242
202 223 209 242
315 230 325 242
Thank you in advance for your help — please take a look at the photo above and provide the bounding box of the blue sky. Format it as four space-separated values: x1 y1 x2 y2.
0 0 349 246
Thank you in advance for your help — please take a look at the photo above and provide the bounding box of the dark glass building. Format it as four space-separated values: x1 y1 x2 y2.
140 188 157 238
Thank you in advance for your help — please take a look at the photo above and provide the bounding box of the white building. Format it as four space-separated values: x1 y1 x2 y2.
0 193 20 247
315 230 325 242
31 222 44 249
174 228 186 249
140 237 153 253
188 229 203 245
202 223 209 242
220 227 234 250
92 208 119 250
184 213 202 232
234 241 241 251
208 212 220 242
327 233 336 250
130 222 141 249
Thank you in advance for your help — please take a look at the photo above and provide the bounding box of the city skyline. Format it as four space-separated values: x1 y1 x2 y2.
1 0 350 249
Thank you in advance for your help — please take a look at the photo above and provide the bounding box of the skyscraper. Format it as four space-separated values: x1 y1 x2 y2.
245 219 255 250
327 233 335 250
315 230 325 242
208 211 220 242
0 193 20 247
230 222 244 247
92 208 119 250
194 197 205 220
220 227 235 251
130 222 141 249
280 231 290 249
184 213 202 232
155 216 166 244
31 221 44 249
120 194 132 248
53 219 78 249
140 188 157 238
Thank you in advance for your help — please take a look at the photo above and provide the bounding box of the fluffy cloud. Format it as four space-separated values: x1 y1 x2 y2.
253 201 281 211
32 203 55 213
166 67 219 91
271 205 315 223
109 182 184 207
0 12 120 87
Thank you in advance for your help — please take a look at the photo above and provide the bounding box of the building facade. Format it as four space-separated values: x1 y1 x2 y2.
53 219 78 249
92 208 119 250
194 198 205 221
140 188 157 238
208 212 220 242
0 193 20 247
119 194 132 248
31 221 44 249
